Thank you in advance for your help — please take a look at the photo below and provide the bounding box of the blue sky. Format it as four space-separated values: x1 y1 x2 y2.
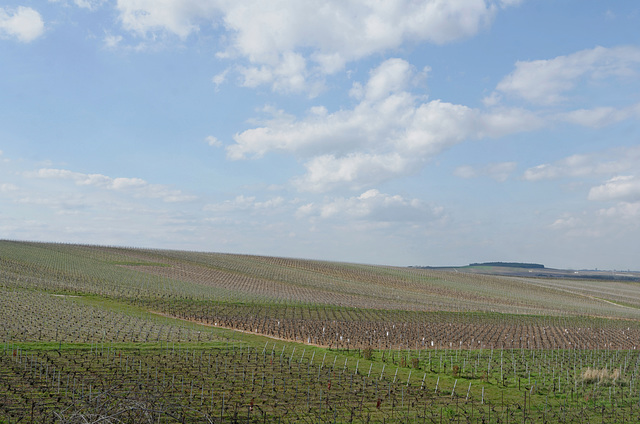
1 1 639 270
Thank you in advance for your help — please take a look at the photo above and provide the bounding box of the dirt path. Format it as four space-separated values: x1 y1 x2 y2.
149 310 328 348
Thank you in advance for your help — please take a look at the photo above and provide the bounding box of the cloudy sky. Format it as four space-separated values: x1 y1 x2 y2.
1 1 639 270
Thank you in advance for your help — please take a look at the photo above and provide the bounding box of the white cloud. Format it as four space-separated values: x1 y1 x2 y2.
48 0 106 9
115 0 510 52
104 33 123 49
454 162 516 182
293 153 413 192
114 0 519 93
549 198 640 242
226 58 540 192
110 177 146 190
530 150 640 234
115 0 219 40
549 213 602 238
221 0 508 60
28 168 196 203
73 0 107 9
495 46 640 104
523 146 640 182
238 51 312 94
598 202 640 219
0 6 44 42
297 189 442 223
588 176 640 202
211 69 229 89
361 58 416 102
559 103 640 128
205 135 222 147
550 214 583 231
482 92 501 107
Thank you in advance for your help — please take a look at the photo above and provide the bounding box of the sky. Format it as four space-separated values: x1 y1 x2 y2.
1 1 639 270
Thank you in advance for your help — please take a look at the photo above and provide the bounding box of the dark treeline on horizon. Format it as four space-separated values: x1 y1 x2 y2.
468 262 545 269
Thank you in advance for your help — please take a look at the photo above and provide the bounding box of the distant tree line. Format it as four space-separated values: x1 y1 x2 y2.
468 262 545 269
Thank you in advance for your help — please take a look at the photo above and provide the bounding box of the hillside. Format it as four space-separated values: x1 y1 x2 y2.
3 240 640 422
2 239 640 350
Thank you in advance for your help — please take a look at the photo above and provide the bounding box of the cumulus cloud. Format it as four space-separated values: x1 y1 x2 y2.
48 0 106 9
550 198 640 241
237 51 315 94
549 213 602 238
597 201 640 219
530 148 640 230
103 34 123 49
588 176 640 202
115 0 508 50
28 168 196 203
523 146 640 182
293 153 413 192
495 45 640 105
115 0 219 39
0 6 44 42
73 0 107 9
550 214 583 231
226 58 540 192
205 135 222 147
50 0 107 9
113 0 519 93
211 69 229 89
358 58 418 102
297 189 442 223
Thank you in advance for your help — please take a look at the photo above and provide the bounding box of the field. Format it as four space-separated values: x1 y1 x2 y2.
1 240 640 423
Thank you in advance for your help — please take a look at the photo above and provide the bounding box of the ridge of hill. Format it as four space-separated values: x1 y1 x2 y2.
1 239 639 319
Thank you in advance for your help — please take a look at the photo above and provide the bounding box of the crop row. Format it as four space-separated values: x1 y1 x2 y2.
0 343 640 423
146 298 640 350
3 342 640 423
0 288 217 343
2 275 638 350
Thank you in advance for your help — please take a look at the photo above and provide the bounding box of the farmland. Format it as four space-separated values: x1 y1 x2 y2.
1 240 640 422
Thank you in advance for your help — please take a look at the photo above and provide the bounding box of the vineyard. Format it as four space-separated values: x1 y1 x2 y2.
1 240 640 422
